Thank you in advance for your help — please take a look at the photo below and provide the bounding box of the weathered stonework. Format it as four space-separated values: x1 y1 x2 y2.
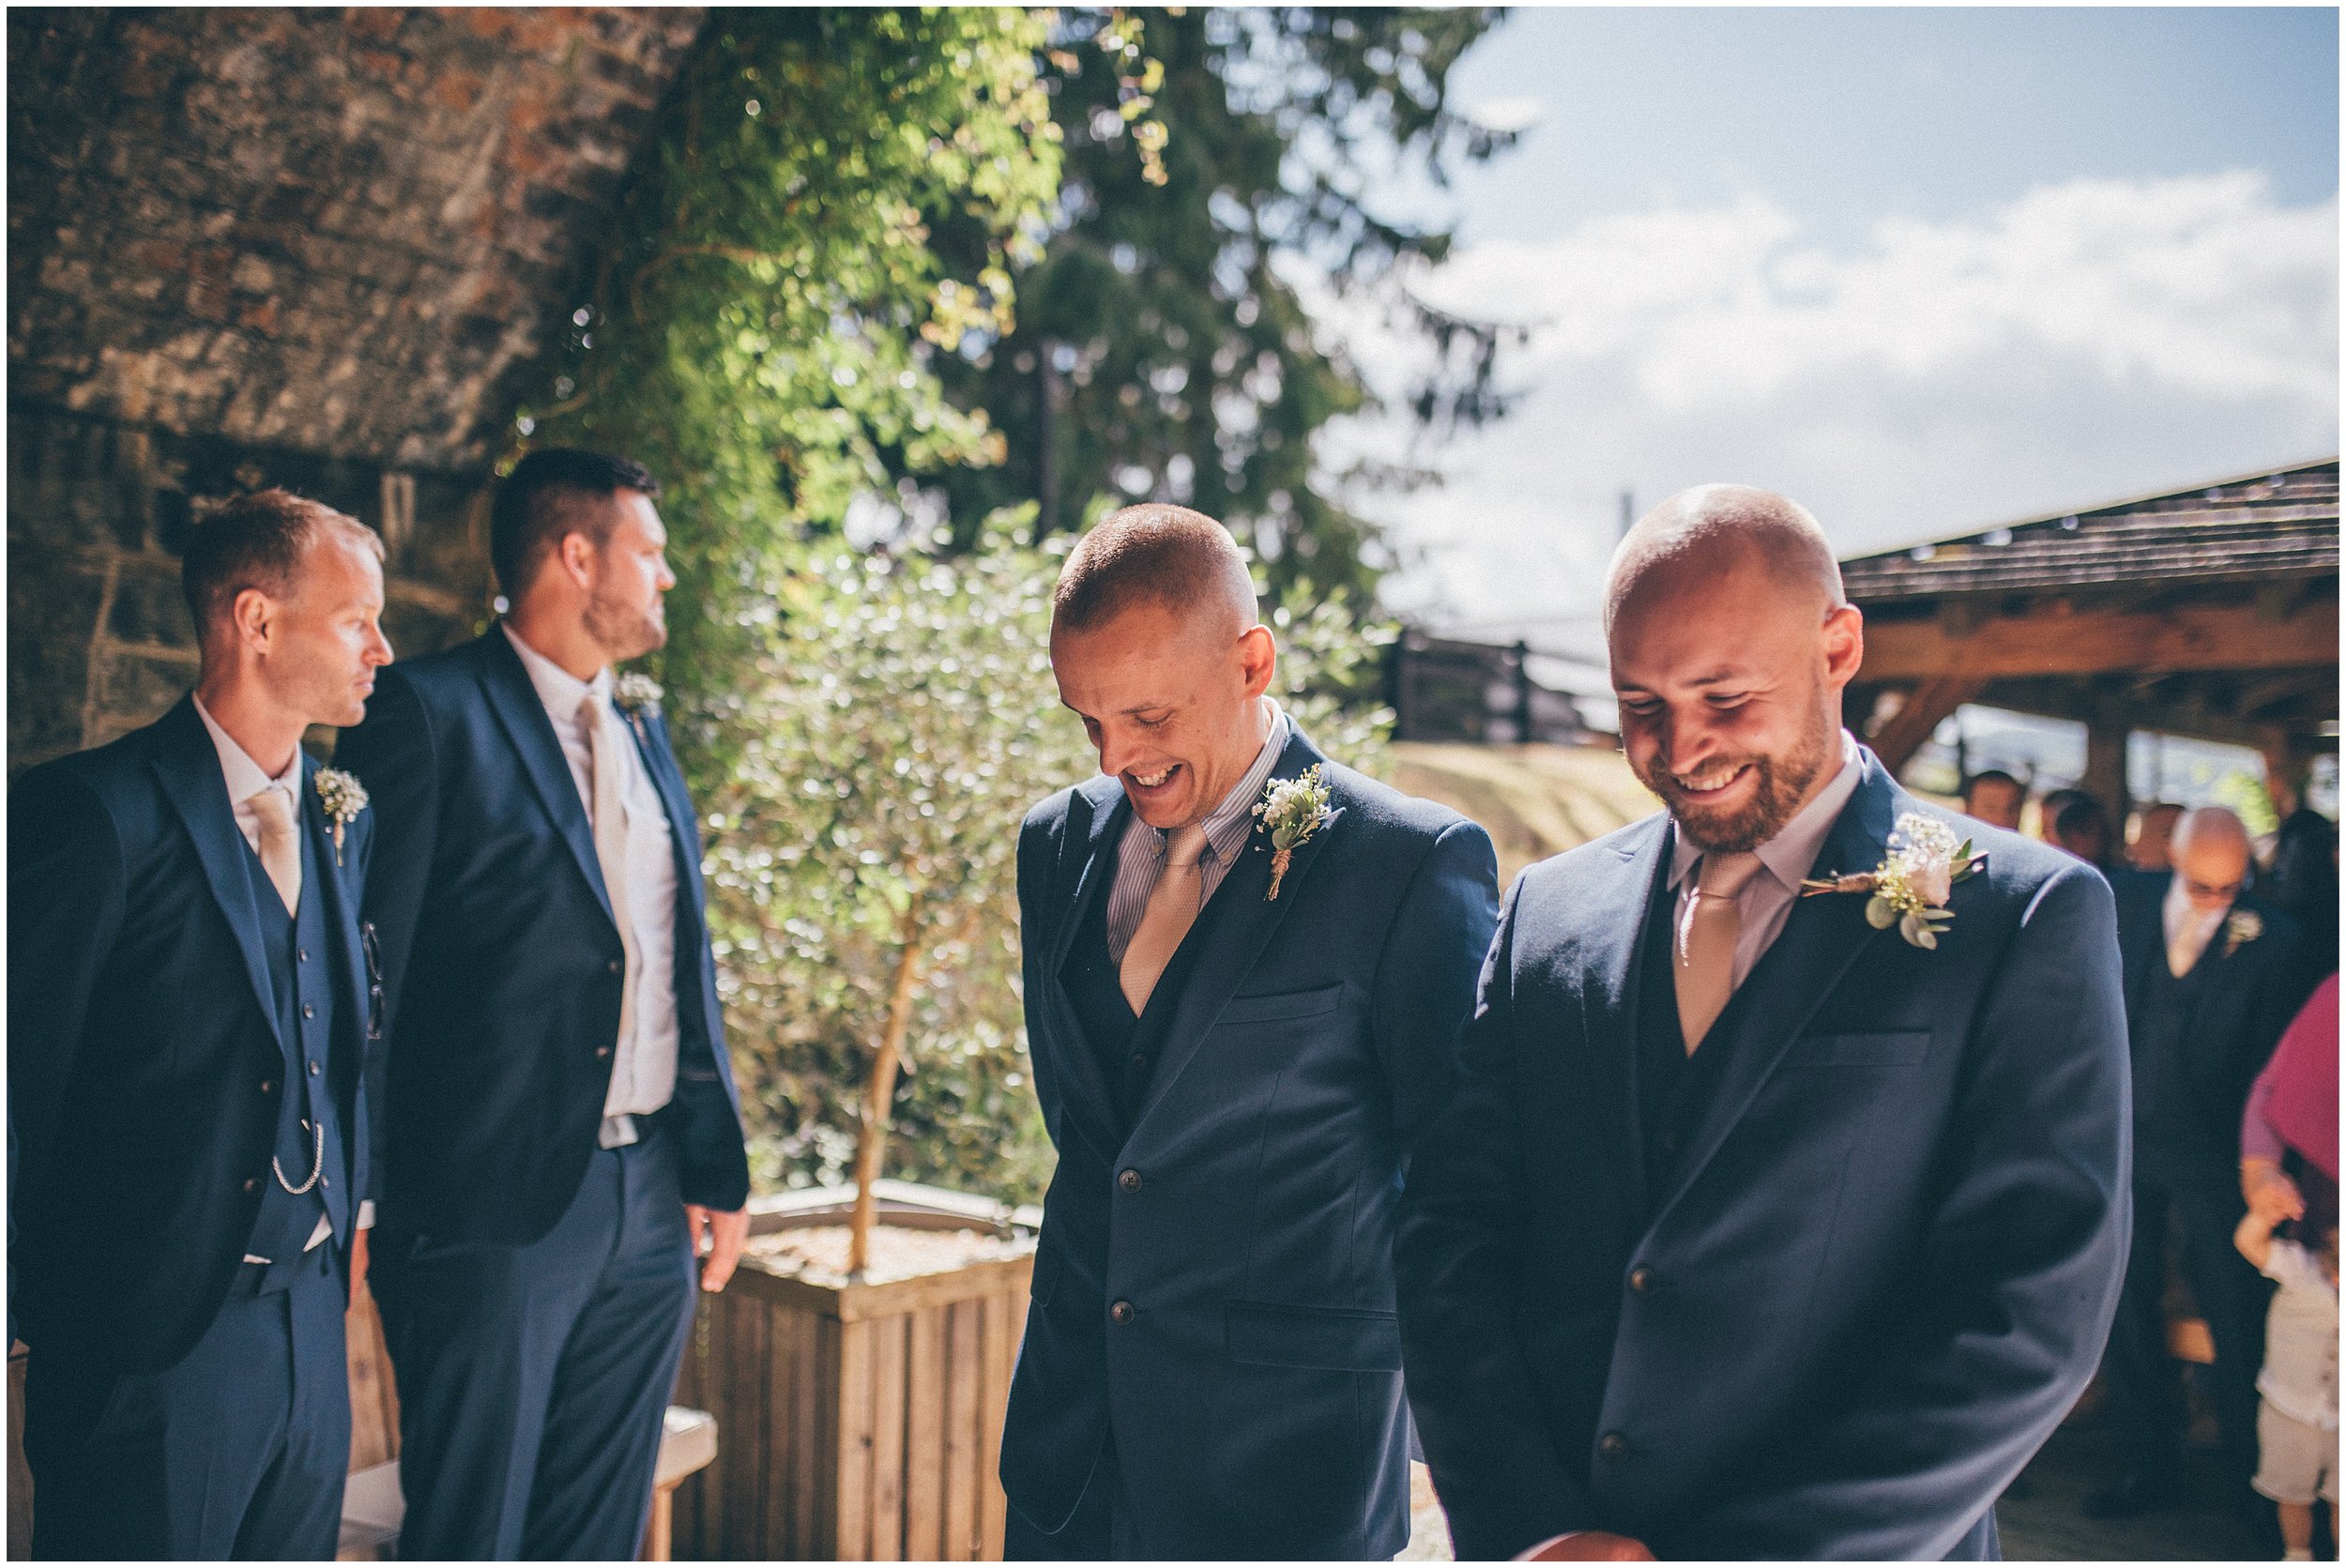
8 8 706 769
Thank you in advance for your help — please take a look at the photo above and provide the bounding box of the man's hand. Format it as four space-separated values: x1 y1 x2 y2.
2243 1158 2305 1221
2248 1176 2306 1228
1518 1531 1656 1560
349 1225 371 1295
685 1205 749 1292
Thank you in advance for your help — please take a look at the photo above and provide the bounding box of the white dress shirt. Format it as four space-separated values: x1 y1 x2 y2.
1104 701 1289 964
192 695 369 1248
502 625 681 1121
2161 870 2229 978
1668 729 1866 991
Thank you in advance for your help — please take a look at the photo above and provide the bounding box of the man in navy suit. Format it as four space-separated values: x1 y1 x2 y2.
1000 506 1499 1559
1398 486 2132 1560
2088 805 2309 1521
336 449 752 1559
11 489 392 1558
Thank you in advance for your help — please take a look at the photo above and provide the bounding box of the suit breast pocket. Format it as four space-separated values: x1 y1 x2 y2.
1214 982 1344 1028
1792 1029 1932 1067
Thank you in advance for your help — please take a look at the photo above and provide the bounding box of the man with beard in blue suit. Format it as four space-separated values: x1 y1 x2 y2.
1000 505 1500 1559
11 490 392 1558
1399 486 2132 1560
336 449 752 1559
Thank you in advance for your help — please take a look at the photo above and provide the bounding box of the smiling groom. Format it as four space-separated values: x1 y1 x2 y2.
999 505 1499 1559
1398 486 2132 1560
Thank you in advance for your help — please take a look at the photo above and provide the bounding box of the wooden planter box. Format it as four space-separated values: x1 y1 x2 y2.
668 1182 1035 1561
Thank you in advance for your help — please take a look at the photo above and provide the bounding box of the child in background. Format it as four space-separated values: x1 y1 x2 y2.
2237 1174 2340 1560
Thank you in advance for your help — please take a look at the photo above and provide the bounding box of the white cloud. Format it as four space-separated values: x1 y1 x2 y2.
1322 171 2338 658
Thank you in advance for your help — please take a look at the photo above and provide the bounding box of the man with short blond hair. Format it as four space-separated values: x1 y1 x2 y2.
1000 503 1499 1558
12 488 392 1558
1401 483 2130 1560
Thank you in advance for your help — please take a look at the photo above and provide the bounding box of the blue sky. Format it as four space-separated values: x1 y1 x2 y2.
1331 7 2340 658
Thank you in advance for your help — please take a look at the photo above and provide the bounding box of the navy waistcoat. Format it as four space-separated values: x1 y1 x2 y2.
243 826 351 1262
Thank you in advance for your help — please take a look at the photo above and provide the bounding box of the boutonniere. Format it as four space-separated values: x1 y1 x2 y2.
1800 812 1986 951
2222 907 2263 959
314 767 369 866
1252 765 1333 902
615 671 663 739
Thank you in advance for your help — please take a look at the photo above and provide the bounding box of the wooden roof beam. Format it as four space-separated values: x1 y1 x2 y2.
1859 598 2338 682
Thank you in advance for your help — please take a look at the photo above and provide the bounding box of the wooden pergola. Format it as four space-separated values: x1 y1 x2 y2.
1841 460 2339 815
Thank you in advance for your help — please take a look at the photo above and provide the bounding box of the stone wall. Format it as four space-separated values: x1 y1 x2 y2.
7 7 706 769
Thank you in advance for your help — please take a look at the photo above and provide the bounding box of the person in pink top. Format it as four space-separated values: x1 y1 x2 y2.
2242 974 2341 1221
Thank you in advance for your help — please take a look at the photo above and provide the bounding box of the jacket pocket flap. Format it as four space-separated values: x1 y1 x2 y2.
1795 1029 1931 1066
1216 982 1344 1027
1226 1300 1402 1370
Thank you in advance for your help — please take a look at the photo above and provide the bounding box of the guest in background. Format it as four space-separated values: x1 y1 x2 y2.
2268 807 2338 980
10 490 391 1558
2131 801 2186 875
1962 769 2026 832
2242 974 2340 1230
2093 806 2315 1523
2037 785 2092 841
2234 1173 2338 1563
2052 795 2116 870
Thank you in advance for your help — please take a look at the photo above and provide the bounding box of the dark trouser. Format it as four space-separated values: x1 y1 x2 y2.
1005 1439 1142 1560
23 1245 350 1560
372 1122 698 1560
2103 1177 2271 1484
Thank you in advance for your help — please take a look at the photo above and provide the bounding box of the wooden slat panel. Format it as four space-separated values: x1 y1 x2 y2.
685 1296 723 1560
724 1286 769 1559
868 1316 908 1560
943 1299 983 1561
835 1317 874 1561
977 1286 1023 1560
800 1313 830 1558
904 1306 947 1560
765 1302 801 1559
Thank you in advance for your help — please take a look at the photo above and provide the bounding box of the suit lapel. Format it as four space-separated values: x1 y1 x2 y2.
301 754 372 1194
626 705 707 913
476 628 617 924
1585 814 1673 1225
1037 777 1128 1155
148 697 285 1054
1644 754 1903 1233
1131 729 1335 1133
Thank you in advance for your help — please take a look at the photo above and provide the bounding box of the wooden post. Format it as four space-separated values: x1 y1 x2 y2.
2084 717 2131 824
1865 676 1986 777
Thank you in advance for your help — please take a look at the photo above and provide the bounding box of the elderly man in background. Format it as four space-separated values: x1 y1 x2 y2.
1400 484 2129 1560
2090 806 2315 1525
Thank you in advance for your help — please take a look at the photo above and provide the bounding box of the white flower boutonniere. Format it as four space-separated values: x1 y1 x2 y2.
314 767 369 866
2222 907 2263 959
1800 812 1987 951
615 672 663 738
1252 765 1333 902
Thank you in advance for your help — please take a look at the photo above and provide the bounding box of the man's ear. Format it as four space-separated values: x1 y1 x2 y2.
556 530 599 591
1237 623 1278 700
230 586 277 653
1820 603 1865 691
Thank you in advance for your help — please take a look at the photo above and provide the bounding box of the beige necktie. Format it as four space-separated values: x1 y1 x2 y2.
1675 849 1763 1054
249 785 302 916
2170 911 2216 979
584 693 638 1054
1120 824 1211 1015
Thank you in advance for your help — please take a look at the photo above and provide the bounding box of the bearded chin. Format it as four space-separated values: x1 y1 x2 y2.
586 595 665 662
1652 721 1835 854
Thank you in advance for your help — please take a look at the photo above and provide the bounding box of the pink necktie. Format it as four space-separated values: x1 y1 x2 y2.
1119 824 1210 1015
1675 850 1763 1053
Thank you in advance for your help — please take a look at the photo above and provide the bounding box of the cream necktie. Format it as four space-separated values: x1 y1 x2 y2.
584 693 638 1058
249 785 302 917
1675 849 1763 1054
2170 909 2217 979
1120 823 1211 1016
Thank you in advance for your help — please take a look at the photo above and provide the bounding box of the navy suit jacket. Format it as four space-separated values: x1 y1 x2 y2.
334 629 750 1244
8 696 375 1372
1000 729 1499 1559
1397 753 2132 1560
2110 871 2307 1195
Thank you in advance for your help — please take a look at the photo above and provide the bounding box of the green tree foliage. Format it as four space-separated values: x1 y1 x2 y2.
924 7 1519 601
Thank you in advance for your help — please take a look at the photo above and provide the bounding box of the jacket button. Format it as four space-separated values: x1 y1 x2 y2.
1118 1168 1142 1193
308 1060 320 1076
301 1003 314 1019
596 1045 612 1059
608 959 623 976
1110 1300 1135 1325
1628 1267 1654 1295
297 948 309 963
1127 1052 1149 1073
261 1079 276 1095
242 1178 261 1195
1599 1432 1629 1460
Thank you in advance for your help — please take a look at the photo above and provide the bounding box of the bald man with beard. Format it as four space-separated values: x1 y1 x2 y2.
1397 485 2132 1560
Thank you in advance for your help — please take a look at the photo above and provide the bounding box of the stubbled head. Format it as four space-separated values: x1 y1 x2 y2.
493 448 675 663
1606 484 1862 852
2051 796 2113 867
2173 805 2252 915
183 488 392 728
1964 769 2026 832
1049 504 1275 830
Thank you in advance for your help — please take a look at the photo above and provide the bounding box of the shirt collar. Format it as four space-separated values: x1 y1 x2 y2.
2163 868 2229 948
1156 700 1288 864
192 693 302 806
1670 729 1865 893
504 621 612 720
